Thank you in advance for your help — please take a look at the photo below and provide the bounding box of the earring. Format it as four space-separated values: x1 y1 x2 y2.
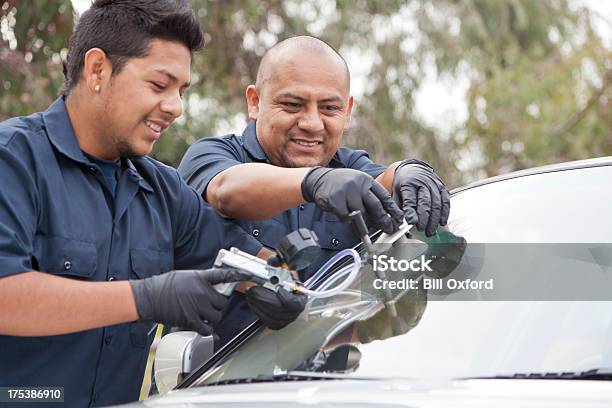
94 85 100 92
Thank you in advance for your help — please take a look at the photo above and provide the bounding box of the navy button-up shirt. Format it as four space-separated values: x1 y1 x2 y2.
178 121 386 344
0 98 250 407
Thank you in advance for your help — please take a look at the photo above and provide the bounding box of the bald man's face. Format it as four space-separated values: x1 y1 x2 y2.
246 50 353 168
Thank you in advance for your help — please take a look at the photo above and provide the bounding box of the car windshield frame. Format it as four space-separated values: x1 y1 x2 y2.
177 229 389 388
179 161 612 389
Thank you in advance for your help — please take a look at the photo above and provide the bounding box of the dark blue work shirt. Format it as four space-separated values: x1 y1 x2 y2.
178 121 386 344
83 151 120 196
0 98 250 407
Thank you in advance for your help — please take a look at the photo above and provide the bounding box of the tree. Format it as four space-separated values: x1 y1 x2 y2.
2 0 610 187
0 0 74 118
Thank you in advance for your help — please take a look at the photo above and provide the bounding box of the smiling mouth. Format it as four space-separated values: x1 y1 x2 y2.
292 139 323 147
144 120 163 133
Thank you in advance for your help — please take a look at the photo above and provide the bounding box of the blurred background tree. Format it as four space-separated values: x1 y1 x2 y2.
0 0 73 116
2 0 610 187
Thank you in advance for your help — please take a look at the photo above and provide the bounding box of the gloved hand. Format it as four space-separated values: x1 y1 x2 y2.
392 160 450 236
129 268 249 336
301 167 404 234
245 286 308 330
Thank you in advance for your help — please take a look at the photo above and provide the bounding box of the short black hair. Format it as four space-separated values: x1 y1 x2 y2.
62 0 204 95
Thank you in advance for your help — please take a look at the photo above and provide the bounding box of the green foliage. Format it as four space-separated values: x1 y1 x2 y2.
2 0 610 187
1 0 74 118
455 1 612 178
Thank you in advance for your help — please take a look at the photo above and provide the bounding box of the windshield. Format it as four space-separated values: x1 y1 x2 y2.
193 165 612 386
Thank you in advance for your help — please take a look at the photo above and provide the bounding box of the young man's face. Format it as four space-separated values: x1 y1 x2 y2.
248 49 353 168
101 38 191 158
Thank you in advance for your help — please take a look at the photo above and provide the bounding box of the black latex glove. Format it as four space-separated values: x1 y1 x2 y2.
392 159 450 236
301 167 404 234
129 268 249 336
245 286 308 330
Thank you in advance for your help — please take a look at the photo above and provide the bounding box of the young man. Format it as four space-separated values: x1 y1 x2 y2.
0 1 302 405
178 36 451 345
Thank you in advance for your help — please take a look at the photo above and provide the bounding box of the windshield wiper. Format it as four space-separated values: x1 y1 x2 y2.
467 368 612 381
200 371 368 387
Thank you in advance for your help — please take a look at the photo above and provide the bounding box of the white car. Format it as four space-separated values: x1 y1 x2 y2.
123 157 612 407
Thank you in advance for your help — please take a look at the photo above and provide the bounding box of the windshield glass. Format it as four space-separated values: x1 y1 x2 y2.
194 165 612 386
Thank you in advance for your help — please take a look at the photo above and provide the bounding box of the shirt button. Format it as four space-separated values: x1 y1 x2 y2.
104 336 113 345
331 238 340 246
63 260 72 270
252 228 260 237
299 204 305 210
108 276 116 281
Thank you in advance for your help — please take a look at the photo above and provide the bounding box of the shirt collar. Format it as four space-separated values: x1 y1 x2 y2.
124 159 154 192
241 120 345 167
42 96 91 166
42 96 153 192
242 121 268 161
328 152 344 168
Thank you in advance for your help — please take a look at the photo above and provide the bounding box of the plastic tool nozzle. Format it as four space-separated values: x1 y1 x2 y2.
347 210 375 254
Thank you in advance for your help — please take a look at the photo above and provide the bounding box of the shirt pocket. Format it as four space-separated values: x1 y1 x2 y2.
36 236 97 279
129 247 174 279
314 216 360 251
249 218 289 250
31 237 98 344
129 247 173 348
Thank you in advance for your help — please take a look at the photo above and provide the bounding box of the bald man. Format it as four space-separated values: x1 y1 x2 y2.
178 36 450 344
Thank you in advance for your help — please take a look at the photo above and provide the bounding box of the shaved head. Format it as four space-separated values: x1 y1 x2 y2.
255 36 350 93
245 35 354 168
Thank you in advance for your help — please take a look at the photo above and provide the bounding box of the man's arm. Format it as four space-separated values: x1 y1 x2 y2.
0 142 138 336
206 163 310 220
179 135 400 226
375 161 401 191
1 268 251 337
0 271 138 336
206 162 402 220
208 163 403 233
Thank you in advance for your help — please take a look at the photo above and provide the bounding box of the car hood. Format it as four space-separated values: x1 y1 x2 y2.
124 378 612 407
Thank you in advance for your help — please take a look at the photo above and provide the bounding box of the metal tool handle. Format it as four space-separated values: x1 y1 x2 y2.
212 248 297 295
347 210 375 253
213 282 239 297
